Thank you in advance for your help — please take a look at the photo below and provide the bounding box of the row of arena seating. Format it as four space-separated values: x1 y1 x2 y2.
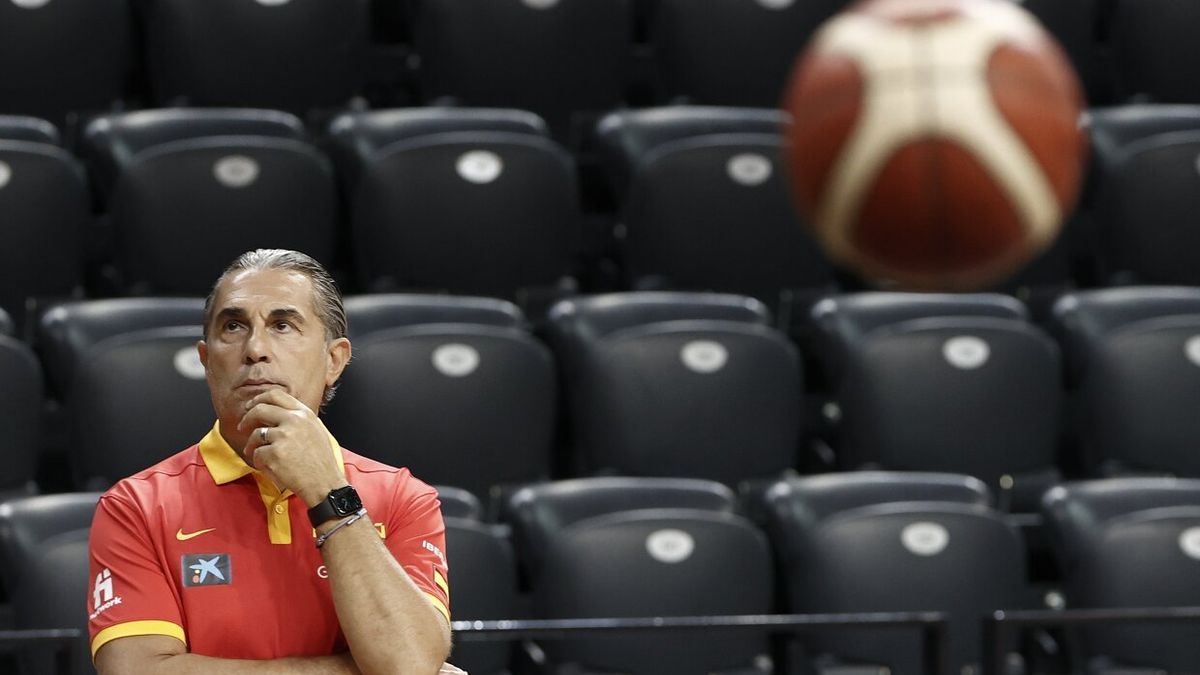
6 102 1200 335
0 0 1192 129
5 286 1200 516
2 473 1198 674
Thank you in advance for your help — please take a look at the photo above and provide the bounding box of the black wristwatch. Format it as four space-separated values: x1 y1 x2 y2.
308 485 363 526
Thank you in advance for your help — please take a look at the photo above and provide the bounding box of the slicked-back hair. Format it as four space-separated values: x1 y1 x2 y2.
203 249 348 407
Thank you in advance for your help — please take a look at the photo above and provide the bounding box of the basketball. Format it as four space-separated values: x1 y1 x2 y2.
782 0 1088 290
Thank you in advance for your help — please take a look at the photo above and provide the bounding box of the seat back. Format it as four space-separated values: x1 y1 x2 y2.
69 327 212 489
537 510 774 675
0 493 101 595
505 476 739 579
83 109 336 294
1099 132 1200 284
598 108 833 300
811 293 1058 510
443 518 518 675
0 0 132 125
13 528 93 675
0 493 100 674
0 337 43 495
0 126 88 332
325 323 556 504
650 0 836 106
1051 287 1200 476
1043 479 1200 672
761 473 1025 674
347 128 578 299
343 293 525 341
142 0 370 111
1111 0 1200 103
547 291 771 383
413 0 632 138
37 297 205 399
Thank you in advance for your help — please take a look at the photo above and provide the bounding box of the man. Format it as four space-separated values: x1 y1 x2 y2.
87 249 458 674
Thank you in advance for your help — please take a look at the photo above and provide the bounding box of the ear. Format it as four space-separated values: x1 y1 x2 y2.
325 337 352 386
197 340 209 369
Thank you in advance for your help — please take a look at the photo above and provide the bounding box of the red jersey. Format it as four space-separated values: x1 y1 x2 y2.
87 423 450 661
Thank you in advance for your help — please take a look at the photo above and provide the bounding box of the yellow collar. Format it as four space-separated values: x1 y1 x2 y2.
198 421 346 486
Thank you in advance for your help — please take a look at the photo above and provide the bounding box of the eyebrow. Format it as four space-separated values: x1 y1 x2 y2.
213 306 307 326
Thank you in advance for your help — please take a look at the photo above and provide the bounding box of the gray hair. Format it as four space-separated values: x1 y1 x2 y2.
203 249 348 406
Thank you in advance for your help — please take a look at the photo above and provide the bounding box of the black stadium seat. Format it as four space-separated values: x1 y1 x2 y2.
810 293 1062 512
82 109 338 295
505 477 772 675
140 0 370 113
434 485 485 522
327 108 579 302
68 326 212 490
1091 130 1200 285
648 0 838 107
37 297 205 400
0 116 88 334
0 0 132 126
0 493 101 675
442 517 519 675
1043 479 1200 673
12 528 93 675
325 298 557 507
1049 287 1200 477
1110 0 1200 104
759 472 1029 674
595 107 834 304
503 476 739 580
343 294 525 340
547 292 802 486
411 0 632 140
0 493 101 598
0 334 43 500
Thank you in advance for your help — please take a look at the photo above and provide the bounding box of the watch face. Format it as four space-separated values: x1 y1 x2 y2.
332 488 362 514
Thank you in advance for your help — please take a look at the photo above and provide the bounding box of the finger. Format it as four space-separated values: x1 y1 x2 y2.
242 426 269 463
237 402 289 434
245 388 309 413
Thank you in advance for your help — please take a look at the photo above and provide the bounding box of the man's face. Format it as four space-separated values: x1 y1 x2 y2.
198 268 350 433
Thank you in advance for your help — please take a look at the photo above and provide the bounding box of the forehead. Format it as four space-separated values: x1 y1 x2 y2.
211 268 318 317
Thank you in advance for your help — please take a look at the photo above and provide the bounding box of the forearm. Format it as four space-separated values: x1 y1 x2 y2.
319 514 451 675
99 645 360 675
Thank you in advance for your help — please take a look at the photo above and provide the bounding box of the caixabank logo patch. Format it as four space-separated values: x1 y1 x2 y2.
181 553 232 587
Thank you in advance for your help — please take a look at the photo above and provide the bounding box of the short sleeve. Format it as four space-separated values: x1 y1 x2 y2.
382 482 450 625
88 493 187 660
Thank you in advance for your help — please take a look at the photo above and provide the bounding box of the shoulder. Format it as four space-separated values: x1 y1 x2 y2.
341 448 437 497
340 448 441 515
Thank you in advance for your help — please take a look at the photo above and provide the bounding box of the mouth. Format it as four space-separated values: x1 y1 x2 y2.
239 379 284 390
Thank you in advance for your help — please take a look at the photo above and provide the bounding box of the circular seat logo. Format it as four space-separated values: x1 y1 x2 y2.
646 529 695 564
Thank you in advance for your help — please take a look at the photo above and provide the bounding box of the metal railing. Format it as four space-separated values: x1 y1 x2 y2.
0 628 83 675
453 611 950 674
982 606 1200 675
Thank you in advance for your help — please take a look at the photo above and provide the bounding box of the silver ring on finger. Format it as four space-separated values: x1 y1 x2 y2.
260 427 269 444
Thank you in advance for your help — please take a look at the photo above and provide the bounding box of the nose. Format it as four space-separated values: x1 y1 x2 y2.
243 326 272 364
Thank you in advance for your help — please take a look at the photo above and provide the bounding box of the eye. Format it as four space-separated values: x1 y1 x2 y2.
273 320 293 332
223 320 244 332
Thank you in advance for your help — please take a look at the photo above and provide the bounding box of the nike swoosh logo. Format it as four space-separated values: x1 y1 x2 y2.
176 528 216 541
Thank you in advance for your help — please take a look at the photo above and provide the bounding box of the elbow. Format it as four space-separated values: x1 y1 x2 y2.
361 632 451 675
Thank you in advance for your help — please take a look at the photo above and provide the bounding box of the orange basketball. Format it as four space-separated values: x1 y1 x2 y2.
782 0 1088 290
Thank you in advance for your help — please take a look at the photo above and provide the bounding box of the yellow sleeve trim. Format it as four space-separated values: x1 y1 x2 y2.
91 620 187 659
424 592 451 625
433 569 449 597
